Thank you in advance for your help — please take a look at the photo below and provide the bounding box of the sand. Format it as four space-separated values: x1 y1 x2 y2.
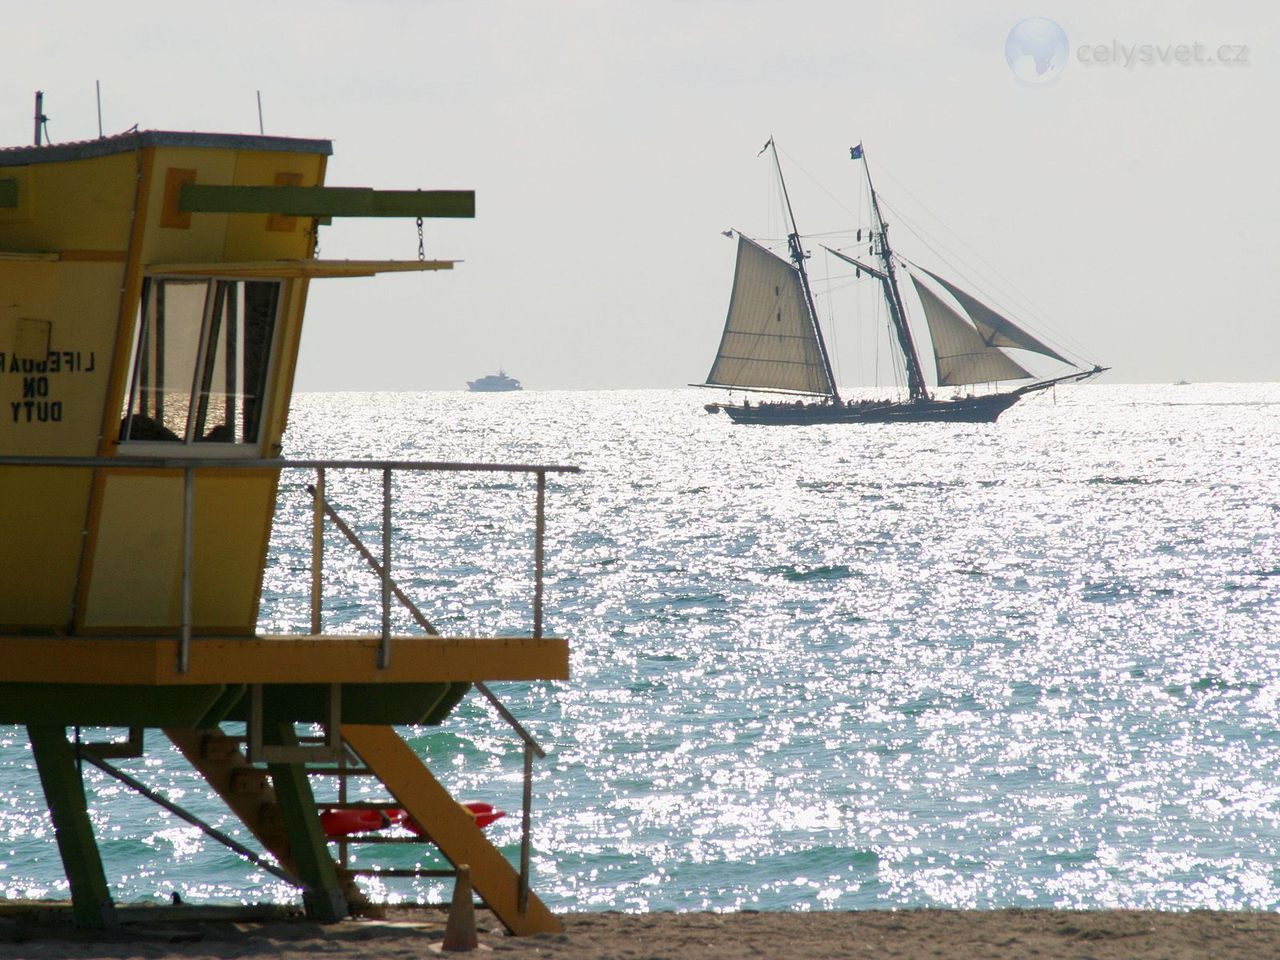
3 906 1280 959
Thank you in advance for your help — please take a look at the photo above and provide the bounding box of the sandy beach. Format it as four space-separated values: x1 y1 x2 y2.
3 907 1280 959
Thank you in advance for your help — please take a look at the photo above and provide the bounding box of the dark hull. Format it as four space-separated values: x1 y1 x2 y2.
712 392 1023 424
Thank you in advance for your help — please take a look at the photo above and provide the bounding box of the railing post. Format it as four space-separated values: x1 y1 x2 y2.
379 467 392 669
534 470 545 639
472 683 545 913
179 466 194 674
310 467 325 636
519 739 533 913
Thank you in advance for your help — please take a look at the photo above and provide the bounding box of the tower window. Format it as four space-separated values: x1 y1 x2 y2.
121 278 279 445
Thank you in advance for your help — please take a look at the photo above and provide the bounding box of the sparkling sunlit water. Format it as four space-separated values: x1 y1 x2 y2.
2 384 1278 911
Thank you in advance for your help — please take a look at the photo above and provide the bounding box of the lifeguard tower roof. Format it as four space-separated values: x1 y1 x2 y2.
0 129 333 165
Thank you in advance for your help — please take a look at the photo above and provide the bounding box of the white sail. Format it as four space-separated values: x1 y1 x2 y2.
909 275 1033 386
910 264 1073 366
705 235 834 396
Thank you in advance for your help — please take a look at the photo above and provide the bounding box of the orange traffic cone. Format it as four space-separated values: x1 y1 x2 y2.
440 864 479 952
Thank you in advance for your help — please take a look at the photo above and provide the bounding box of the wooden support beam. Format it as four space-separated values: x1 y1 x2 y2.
166 729 293 864
165 728 369 910
341 724 560 936
27 726 117 929
180 184 474 219
264 723 349 922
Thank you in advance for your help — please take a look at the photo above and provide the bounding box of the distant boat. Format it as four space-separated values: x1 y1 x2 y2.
468 370 522 392
700 140 1106 424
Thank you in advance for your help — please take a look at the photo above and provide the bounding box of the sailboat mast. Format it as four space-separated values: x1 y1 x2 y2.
769 140 841 404
856 145 930 402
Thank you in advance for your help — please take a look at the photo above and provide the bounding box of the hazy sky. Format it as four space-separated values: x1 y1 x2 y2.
9 1 1276 390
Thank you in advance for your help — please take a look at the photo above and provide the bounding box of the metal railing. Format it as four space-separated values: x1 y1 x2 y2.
0 454 578 671
2 451 578 911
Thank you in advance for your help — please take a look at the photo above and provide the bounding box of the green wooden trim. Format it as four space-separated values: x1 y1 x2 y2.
423 682 472 725
0 683 232 727
222 683 461 725
27 725 118 929
196 684 247 727
0 179 16 208
264 723 348 922
0 682 463 728
180 184 474 218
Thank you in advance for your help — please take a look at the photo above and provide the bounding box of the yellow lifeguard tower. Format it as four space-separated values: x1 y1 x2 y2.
0 120 571 932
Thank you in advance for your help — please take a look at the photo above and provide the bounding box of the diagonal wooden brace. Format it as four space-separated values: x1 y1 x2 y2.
340 724 560 935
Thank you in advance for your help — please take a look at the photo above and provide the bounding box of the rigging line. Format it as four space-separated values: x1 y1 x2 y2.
814 278 863 296
870 271 880 391
762 151 783 248
774 143 862 225
875 288 885 391
873 166 1046 310
878 193 1040 317
879 199 1045 327
861 179 872 389
884 269 914 397
801 229 861 239
823 239 867 253
879 199 1093 364
889 314 908 396
822 248 841 388
876 193 1095 363
907 262 1093 372
872 280 879 390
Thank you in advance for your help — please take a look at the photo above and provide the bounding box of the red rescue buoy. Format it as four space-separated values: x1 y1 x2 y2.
395 801 507 836
462 801 507 829
319 807 390 838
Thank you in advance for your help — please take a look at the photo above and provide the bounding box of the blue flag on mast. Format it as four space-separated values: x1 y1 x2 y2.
850 144 864 159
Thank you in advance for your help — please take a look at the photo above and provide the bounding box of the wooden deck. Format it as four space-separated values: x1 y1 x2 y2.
0 634 568 684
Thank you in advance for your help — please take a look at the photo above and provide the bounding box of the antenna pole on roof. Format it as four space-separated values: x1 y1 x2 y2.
33 91 47 146
256 91 264 135
96 81 103 139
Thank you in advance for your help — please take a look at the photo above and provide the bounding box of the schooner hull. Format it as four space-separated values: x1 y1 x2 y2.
712 392 1023 425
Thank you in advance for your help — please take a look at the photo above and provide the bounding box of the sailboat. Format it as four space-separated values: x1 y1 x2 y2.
701 140 1106 424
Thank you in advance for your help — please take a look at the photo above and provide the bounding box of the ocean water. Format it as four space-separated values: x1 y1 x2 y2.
2 383 1279 912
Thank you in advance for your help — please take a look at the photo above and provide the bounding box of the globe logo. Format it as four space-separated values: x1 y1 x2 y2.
1005 17 1069 84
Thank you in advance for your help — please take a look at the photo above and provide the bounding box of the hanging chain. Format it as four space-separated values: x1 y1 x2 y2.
416 216 425 261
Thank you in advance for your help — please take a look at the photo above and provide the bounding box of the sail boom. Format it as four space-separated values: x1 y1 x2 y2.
692 382 832 399
822 246 887 282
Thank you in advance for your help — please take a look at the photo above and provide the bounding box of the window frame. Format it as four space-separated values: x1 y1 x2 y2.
118 273 284 458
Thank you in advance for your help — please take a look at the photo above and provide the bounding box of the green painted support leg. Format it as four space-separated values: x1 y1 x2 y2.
26 725 117 929
264 723 348 922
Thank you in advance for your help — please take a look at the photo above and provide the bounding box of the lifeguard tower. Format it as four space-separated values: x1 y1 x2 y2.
0 115 571 933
